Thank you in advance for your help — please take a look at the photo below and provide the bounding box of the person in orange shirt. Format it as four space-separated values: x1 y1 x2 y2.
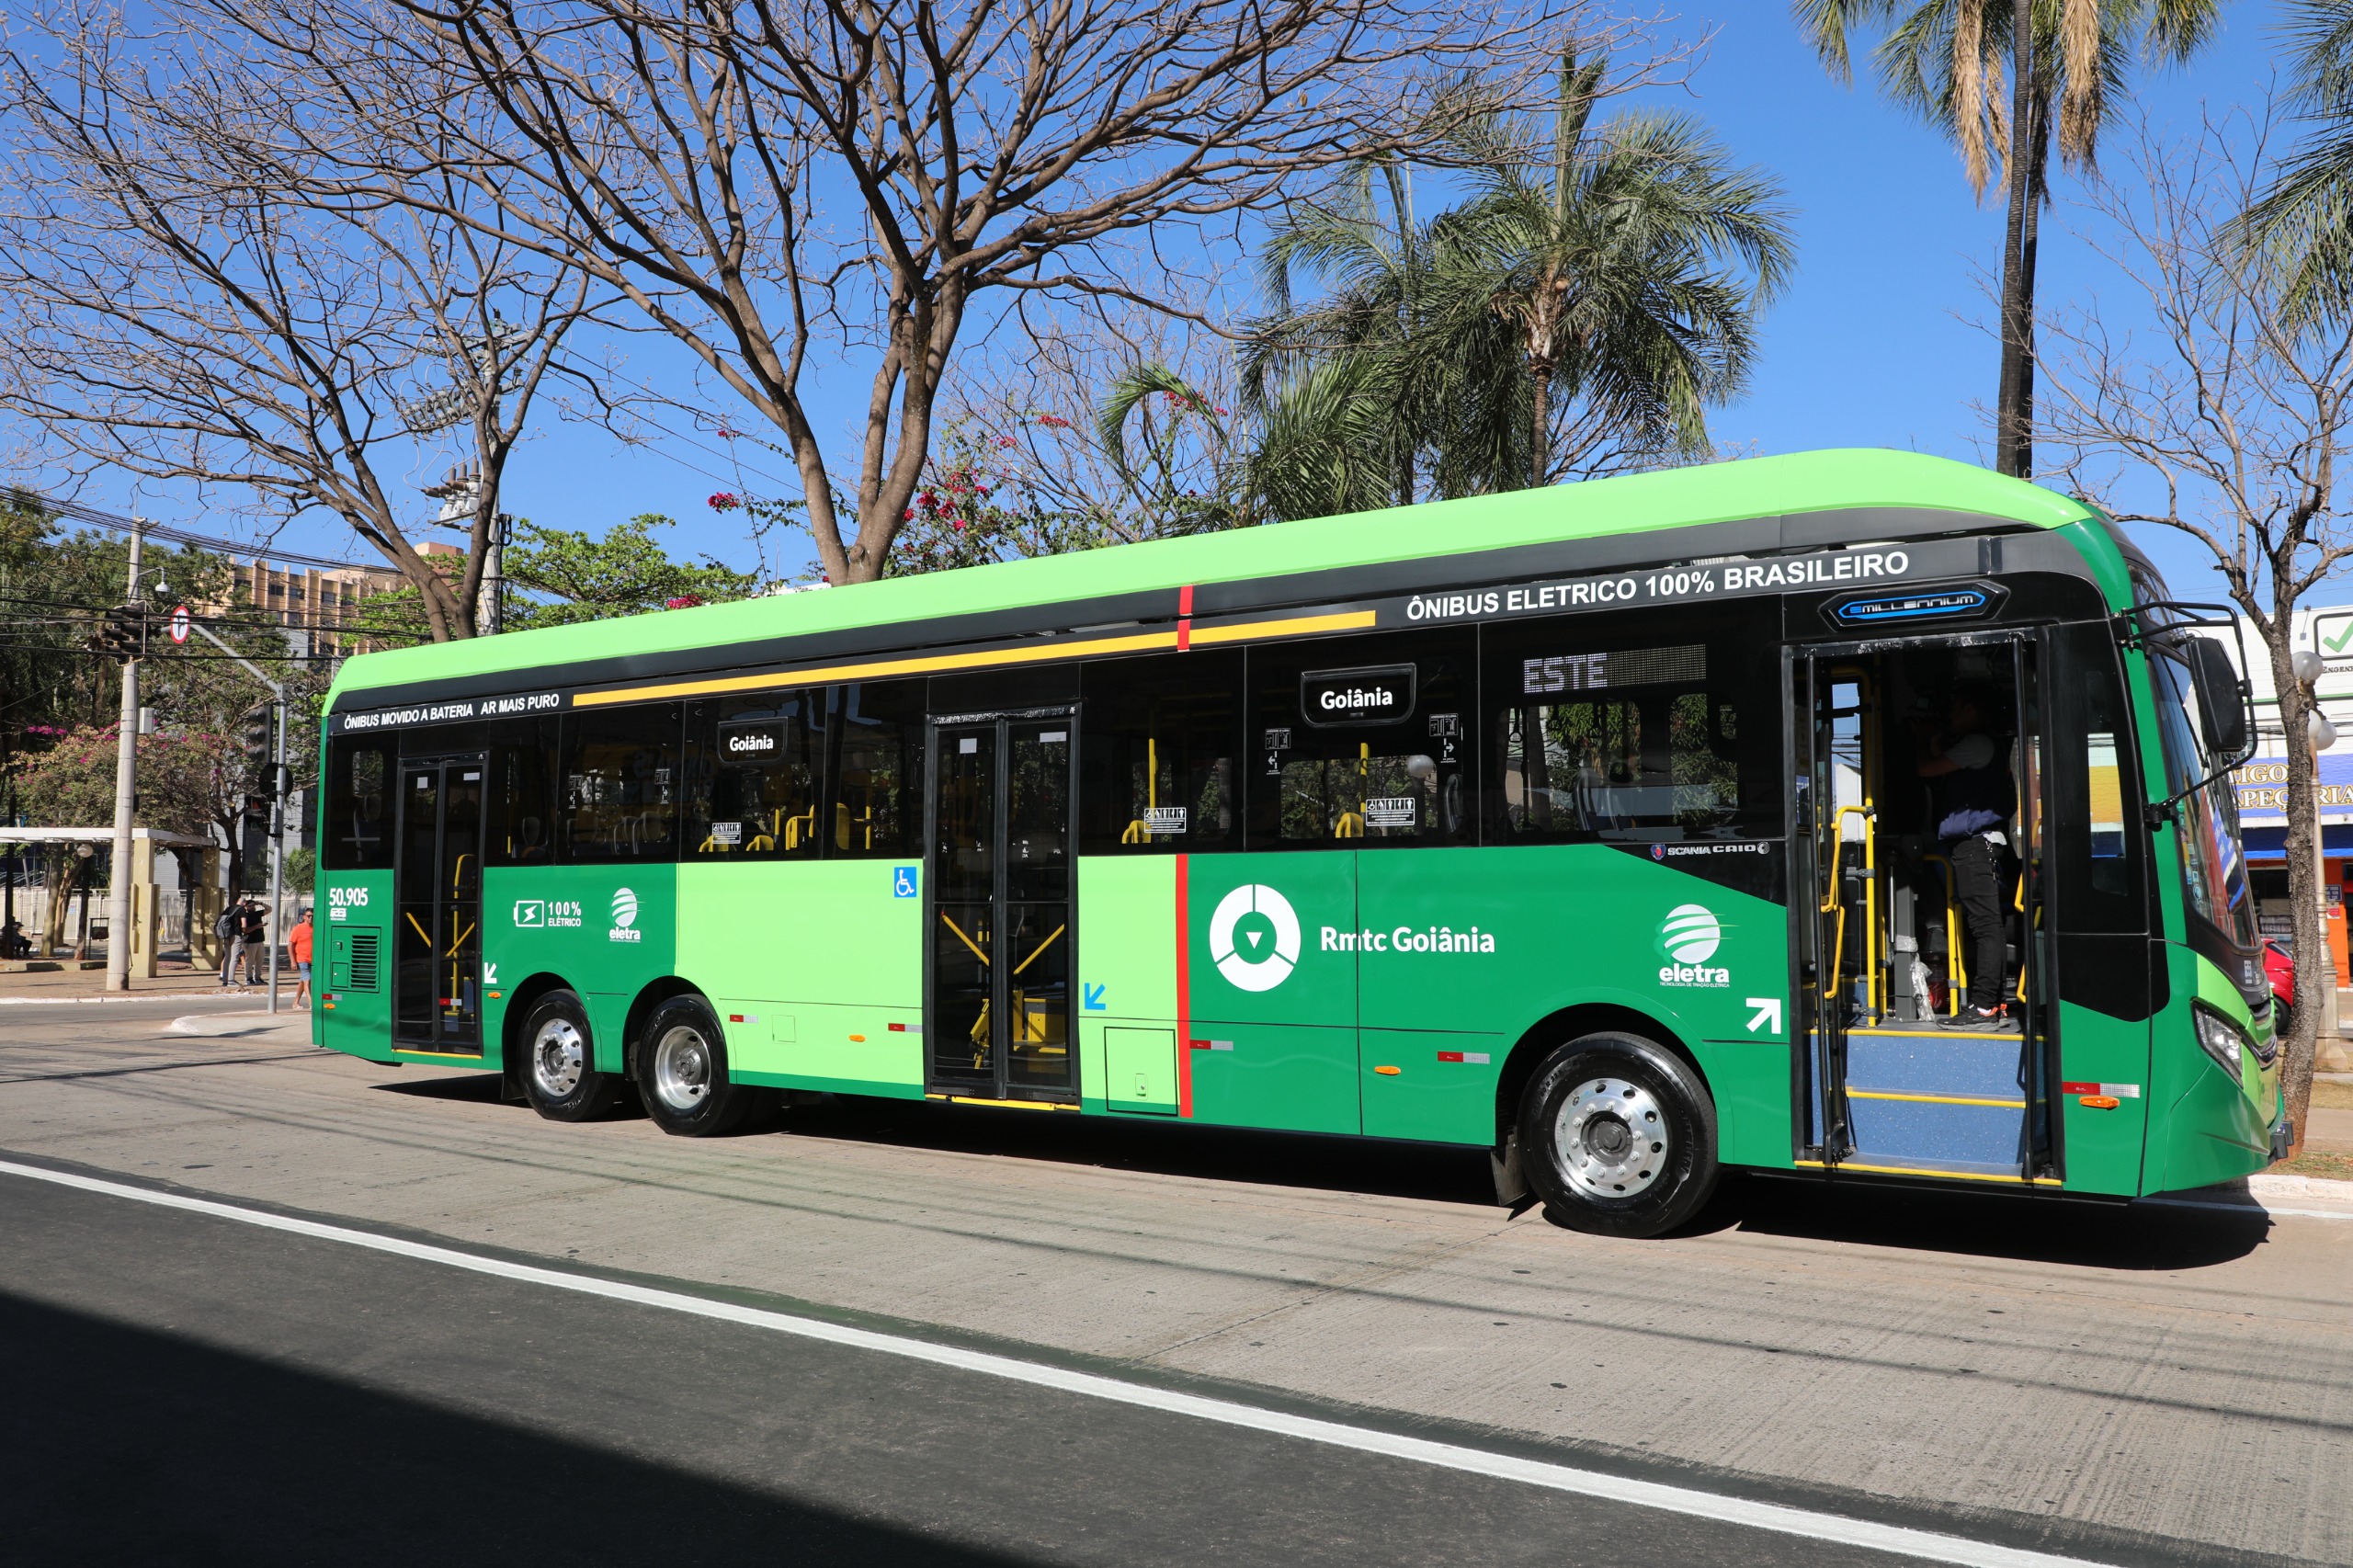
289 906 315 1005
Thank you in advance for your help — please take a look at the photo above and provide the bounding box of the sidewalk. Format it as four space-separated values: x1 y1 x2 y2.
0 957 294 1004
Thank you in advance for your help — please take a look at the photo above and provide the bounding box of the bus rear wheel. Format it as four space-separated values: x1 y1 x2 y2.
519 991 621 1122
638 996 770 1137
1519 1031 1718 1238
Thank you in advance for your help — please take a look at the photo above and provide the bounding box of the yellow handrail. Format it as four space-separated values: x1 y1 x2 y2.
1922 853 1963 1017
1824 804 1878 1015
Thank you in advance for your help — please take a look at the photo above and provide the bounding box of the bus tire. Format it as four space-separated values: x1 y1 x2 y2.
639 995 764 1137
1518 1032 1718 1239
519 991 620 1123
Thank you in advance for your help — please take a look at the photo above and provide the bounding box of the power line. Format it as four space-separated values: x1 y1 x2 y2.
10 485 389 574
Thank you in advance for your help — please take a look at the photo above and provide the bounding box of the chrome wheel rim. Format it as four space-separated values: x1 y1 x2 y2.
1554 1076 1667 1199
532 1017 585 1098
651 1023 713 1113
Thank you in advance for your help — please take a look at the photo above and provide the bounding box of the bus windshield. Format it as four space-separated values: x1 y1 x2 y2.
2150 647 2258 949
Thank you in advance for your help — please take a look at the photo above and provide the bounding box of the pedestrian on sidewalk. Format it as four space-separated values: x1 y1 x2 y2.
216 901 243 987
220 897 264 988
290 905 314 1005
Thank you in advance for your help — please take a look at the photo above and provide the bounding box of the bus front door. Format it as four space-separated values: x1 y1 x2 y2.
1801 639 2056 1181
926 713 1077 1103
392 754 485 1054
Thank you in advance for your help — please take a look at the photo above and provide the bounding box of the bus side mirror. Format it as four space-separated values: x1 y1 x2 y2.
2185 636 2250 760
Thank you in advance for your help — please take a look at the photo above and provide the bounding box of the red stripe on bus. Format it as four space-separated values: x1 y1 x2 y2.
1175 853 1193 1118
1176 584 1194 650
2059 1082 2098 1096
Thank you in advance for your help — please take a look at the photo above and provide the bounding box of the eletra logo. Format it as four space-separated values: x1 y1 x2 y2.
609 887 642 943
1656 903 1726 987
1659 903 1719 963
1209 884 1302 992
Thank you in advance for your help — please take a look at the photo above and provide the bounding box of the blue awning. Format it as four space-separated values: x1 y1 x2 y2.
2240 824 2353 862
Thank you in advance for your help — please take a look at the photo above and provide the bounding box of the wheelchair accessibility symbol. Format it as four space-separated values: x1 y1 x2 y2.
1208 883 1301 993
892 866 918 898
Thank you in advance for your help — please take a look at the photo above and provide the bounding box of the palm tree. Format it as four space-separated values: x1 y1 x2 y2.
1796 1 2223 479
1242 158 1451 510
1245 52 1794 513
2242 2 2353 327
1452 53 1795 489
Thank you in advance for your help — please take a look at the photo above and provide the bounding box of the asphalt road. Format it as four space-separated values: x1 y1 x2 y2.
1 1001 2346 1567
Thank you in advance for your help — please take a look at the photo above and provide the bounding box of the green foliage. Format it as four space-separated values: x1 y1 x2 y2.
349 515 764 638
506 514 762 623
1244 57 1795 517
5 722 237 838
2243 1 2353 327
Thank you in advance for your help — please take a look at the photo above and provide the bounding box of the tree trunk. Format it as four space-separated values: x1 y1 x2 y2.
2013 88 2049 482
2271 628 2326 1159
1529 365 1552 491
1994 0 2036 478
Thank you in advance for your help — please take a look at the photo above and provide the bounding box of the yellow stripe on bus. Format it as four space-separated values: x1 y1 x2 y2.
569 610 1380 709
1793 1158 2063 1187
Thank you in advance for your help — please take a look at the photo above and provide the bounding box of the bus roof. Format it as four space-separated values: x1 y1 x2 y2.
329 447 2100 702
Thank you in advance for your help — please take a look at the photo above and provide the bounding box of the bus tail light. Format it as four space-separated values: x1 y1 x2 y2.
2192 1004 2246 1086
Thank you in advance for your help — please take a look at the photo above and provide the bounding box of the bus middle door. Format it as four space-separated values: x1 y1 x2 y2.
392 754 485 1054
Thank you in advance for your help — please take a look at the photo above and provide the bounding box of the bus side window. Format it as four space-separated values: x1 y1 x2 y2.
823 680 923 858
1481 603 1779 845
560 703 683 863
1245 631 1475 849
487 716 557 867
686 694 820 858
1078 651 1241 854
323 734 394 870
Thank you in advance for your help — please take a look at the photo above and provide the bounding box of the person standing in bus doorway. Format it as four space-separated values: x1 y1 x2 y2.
289 905 314 1006
1915 686 2018 1030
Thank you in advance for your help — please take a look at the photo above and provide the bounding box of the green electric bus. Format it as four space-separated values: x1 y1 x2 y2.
313 449 2285 1236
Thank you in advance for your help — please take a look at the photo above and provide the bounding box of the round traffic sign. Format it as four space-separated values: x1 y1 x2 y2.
168 605 191 644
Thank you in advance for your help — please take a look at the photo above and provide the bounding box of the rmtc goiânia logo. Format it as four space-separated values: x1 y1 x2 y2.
1657 903 1728 988
1209 884 1301 992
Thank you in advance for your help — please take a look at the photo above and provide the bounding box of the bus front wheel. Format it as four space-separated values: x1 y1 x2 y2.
638 996 771 1138
519 991 621 1123
1519 1032 1718 1238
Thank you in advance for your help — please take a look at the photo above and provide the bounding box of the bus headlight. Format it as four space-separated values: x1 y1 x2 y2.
2192 1004 2247 1087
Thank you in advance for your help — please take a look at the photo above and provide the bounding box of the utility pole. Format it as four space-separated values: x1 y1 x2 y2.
104 520 142 992
267 691 287 1016
483 511 513 635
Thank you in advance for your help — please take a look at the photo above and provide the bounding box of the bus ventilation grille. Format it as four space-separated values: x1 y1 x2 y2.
346 929 380 993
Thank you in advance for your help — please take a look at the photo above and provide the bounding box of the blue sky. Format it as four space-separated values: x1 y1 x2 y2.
49 3 2320 608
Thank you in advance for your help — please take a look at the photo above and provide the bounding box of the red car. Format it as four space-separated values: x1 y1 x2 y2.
2264 938 2296 1019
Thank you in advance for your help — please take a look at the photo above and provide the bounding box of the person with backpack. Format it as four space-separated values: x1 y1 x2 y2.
215 902 243 987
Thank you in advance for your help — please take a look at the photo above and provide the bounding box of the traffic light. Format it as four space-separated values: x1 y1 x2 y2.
241 705 275 788
86 604 143 660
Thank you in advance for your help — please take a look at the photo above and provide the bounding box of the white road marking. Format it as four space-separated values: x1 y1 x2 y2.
0 1156 2114 1568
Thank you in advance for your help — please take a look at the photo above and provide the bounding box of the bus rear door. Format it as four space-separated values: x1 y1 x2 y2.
925 711 1078 1103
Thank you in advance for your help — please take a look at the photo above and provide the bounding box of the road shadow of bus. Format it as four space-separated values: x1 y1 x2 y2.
1715 1172 2272 1270
774 1095 1500 1208
370 1076 2271 1267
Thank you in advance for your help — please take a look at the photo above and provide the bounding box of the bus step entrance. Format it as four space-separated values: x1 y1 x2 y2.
1804 639 2052 1181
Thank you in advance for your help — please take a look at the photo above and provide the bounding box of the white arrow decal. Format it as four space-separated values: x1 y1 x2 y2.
1745 997 1782 1035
